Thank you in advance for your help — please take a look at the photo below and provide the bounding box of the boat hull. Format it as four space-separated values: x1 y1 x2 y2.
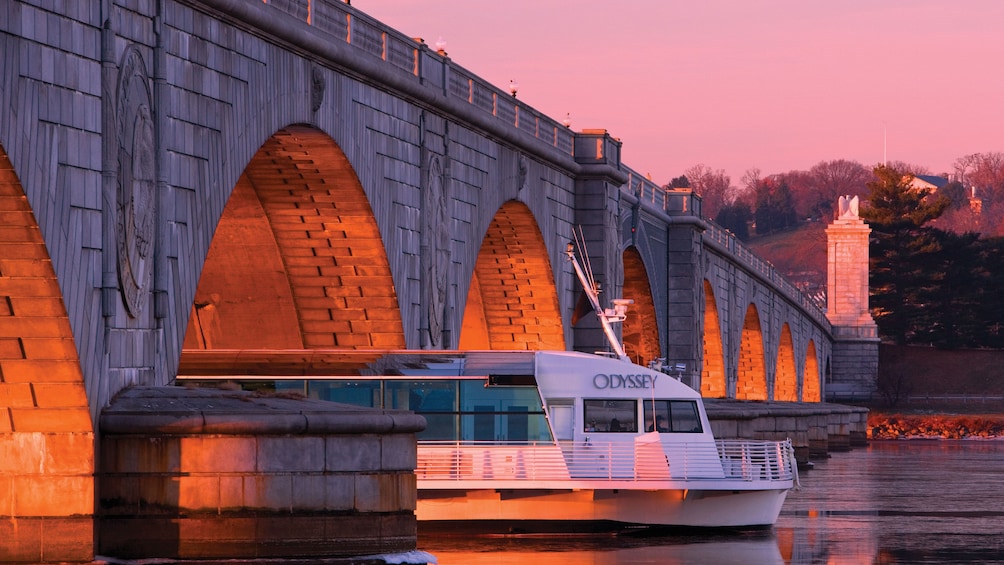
417 486 789 531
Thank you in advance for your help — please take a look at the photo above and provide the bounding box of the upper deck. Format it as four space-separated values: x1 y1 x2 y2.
178 349 798 489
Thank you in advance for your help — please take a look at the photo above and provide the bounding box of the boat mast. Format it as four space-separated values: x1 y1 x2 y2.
564 237 632 362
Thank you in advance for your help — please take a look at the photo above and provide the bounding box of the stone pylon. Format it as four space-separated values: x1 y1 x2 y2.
825 196 879 400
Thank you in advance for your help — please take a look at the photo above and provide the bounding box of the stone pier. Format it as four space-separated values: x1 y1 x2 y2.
704 400 869 467
98 387 425 561
826 197 880 400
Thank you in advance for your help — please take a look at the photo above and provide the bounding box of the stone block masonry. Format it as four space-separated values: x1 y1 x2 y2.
98 387 425 561
704 400 869 468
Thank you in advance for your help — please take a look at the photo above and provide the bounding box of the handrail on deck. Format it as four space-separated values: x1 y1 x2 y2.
416 439 796 484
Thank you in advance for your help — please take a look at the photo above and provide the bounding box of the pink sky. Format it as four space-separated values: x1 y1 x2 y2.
355 1 1004 187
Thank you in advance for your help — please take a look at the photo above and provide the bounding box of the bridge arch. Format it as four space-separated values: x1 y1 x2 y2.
775 323 798 401
621 246 661 367
701 280 727 398
0 145 94 547
459 200 564 351
736 303 768 400
803 340 821 401
183 125 405 350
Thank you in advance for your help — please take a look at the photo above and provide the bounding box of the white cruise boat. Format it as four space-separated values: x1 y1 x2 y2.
178 347 797 532
409 348 798 532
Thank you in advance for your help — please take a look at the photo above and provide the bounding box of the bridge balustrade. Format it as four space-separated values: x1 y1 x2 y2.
260 0 576 156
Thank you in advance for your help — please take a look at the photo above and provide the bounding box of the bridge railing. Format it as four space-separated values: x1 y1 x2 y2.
622 168 703 217
260 0 576 156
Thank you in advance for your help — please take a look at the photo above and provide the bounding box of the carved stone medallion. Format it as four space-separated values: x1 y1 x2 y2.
424 157 449 347
517 154 528 192
311 65 326 112
115 47 156 317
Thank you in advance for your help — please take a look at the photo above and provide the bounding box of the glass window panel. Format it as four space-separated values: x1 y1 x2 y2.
384 380 458 412
420 414 459 441
309 380 379 407
506 406 529 442
288 378 554 442
473 405 494 441
643 400 671 432
669 400 702 433
383 380 459 440
644 400 703 433
274 380 305 396
583 399 637 433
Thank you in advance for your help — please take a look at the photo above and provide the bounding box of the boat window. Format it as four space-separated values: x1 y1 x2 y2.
583 399 637 433
643 400 703 433
307 380 380 407
186 376 551 442
459 380 548 443
386 380 459 440
487 374 536 386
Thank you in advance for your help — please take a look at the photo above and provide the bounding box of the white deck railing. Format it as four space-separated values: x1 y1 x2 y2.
417 439 797 484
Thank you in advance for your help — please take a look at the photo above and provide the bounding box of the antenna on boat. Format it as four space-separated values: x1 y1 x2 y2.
565 227 632 362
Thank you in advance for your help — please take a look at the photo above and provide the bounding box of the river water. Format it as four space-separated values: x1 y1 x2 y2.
419 441 1004 564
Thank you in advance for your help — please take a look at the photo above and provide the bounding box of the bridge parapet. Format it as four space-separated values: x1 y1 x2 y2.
622 166 703 217
253 0 575 156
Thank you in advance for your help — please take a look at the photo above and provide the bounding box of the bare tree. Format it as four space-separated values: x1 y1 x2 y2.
740 167 761 202
683 163 733 220
885 160 930 178
954 152 1004 205
808 159 870 219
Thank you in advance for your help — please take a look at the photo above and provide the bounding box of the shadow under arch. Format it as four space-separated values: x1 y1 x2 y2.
621 246 660 366
0 145 94 558
183 125 405 350
736 303 767 400
775 323 797 401
459 200 564 351
701 280 726 398
803 340 821 402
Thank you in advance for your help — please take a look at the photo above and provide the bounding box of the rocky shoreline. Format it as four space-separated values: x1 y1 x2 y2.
868 413 1004 440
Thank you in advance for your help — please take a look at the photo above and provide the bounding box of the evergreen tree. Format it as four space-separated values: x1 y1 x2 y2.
753 177 797 235
668 175 690 189
860 165 950 345
714 202 752 241
973 237 1004 348
909 230 983 349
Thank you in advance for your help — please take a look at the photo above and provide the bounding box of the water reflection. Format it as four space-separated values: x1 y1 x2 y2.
776 440 1004 564
422 442 1004 564
421 530 785 565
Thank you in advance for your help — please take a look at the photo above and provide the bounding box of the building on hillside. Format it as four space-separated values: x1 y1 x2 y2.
909 174 949 192
969 186 983 213
908 174 983 213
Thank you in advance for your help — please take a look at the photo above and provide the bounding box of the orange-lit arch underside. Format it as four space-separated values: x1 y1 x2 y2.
459 201 564 351
0 145 93 521
621 247 660 367
775 324 797 402
701 281 726 398
736 304 767 401
184 126 405 350
0 147 90 432
803 340 821 402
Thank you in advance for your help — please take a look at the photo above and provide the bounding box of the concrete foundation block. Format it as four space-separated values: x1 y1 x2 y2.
97 387 425 561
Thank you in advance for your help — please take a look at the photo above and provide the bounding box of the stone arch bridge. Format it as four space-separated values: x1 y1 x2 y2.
1 0 847 560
